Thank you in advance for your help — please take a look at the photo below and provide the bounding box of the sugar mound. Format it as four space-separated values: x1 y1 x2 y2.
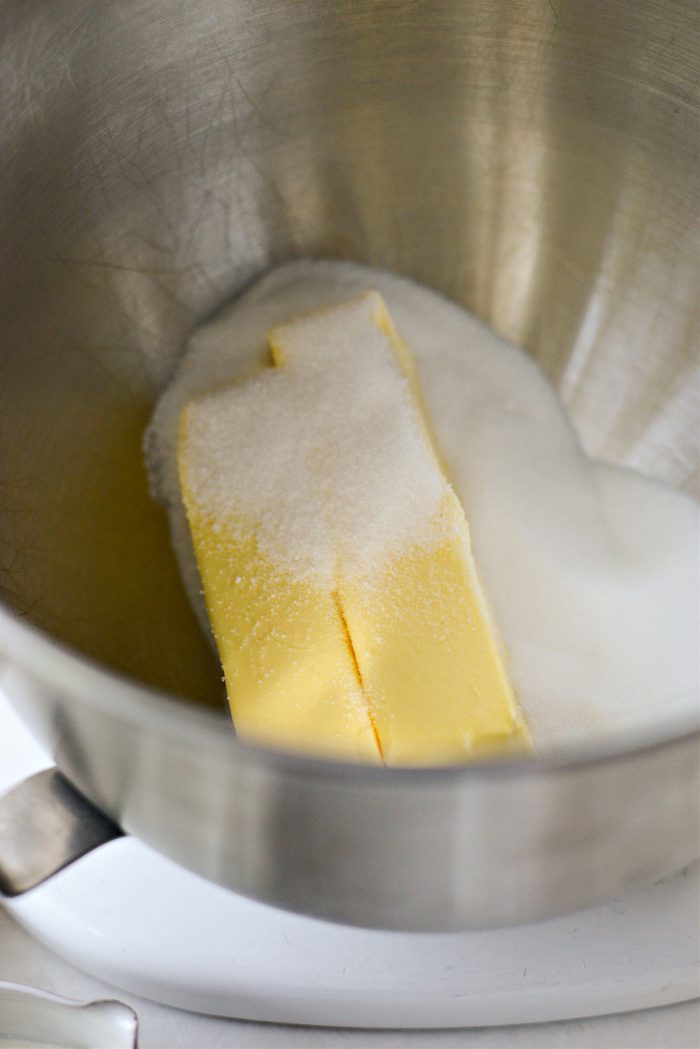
145 260 700 751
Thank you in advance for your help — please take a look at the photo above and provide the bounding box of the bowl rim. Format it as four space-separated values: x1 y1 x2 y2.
0 598 698 785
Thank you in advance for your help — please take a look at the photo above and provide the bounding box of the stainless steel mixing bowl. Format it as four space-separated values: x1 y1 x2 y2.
0 0 698 930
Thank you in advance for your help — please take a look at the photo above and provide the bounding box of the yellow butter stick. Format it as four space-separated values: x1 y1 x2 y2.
269 294 528 763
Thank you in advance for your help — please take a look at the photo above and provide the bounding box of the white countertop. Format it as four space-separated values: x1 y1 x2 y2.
1 907 698 1049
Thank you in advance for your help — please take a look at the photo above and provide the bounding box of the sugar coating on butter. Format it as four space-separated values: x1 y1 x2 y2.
177 294 527 763
181 295 449 585
147 259 699 751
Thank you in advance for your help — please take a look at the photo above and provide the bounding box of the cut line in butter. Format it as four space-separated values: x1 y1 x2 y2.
177 292 529 764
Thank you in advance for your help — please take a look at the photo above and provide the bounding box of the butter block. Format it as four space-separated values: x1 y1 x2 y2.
336 490 528 763
178 292 528 764
268 294 528 763
176 497 382 762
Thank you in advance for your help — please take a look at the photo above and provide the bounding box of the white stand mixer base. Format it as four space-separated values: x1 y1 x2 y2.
1 696 698 1028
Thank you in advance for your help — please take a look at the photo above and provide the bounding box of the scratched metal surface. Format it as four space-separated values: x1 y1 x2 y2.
0 1 697 930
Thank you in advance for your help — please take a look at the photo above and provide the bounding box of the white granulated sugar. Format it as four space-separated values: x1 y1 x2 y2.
180 295 449 584
145 259 700 751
